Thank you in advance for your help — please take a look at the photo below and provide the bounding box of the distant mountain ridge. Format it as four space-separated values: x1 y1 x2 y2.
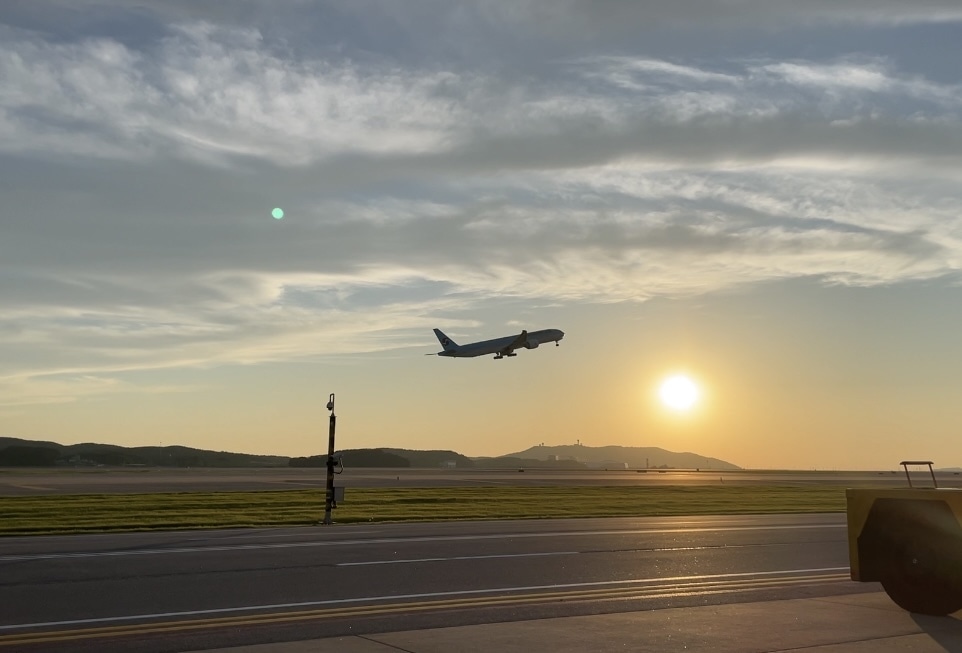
0 437 739 470
497 444 740 470
0 437 287 468
290 448 476 468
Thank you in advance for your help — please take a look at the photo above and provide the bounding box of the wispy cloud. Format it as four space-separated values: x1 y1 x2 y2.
3 6 962 405
4 25 962 169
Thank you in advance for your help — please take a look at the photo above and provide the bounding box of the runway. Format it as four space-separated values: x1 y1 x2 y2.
0 513 863 652
3 466 959 496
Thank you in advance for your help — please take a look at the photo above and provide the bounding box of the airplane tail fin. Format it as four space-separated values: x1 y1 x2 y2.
433 328 459 352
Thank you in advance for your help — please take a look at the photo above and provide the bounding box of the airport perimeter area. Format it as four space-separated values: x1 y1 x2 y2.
5 468 962 652
5 465 960 496
200 592 962 653
2 466 941 534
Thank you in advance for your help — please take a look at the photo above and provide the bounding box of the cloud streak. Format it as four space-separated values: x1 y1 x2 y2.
3 5 962 405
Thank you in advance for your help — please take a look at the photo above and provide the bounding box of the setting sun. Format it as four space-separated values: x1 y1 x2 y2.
659 374 700 411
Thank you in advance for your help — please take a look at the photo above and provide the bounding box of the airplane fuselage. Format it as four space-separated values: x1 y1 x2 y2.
434 328 564 359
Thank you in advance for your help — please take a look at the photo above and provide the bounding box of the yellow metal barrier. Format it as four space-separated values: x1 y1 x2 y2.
846 462 962 615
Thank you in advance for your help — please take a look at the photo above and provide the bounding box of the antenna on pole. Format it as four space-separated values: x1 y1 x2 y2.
321 394 337 525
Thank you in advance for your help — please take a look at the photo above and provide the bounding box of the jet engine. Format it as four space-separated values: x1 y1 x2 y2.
524 338 540 349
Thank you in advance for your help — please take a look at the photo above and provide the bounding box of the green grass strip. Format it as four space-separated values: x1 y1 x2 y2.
0 486 846 536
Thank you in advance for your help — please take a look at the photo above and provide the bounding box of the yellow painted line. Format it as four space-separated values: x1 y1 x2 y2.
0 573 851 647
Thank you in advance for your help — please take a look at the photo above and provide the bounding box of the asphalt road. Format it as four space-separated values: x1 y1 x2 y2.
0 514 866 652
3 466 960 495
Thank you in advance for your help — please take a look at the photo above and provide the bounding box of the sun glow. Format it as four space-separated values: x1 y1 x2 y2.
658 374 700 412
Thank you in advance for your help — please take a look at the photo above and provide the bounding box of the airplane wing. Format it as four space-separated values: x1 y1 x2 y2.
499 330 527 356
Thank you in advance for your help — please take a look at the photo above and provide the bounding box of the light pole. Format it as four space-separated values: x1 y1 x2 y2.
322 393 336 525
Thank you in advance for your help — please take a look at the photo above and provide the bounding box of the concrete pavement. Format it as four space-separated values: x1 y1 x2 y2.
197 591 962 653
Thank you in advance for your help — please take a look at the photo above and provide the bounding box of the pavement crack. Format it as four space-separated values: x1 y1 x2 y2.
768 631 924 652
358 634 418 652
807 592 906 615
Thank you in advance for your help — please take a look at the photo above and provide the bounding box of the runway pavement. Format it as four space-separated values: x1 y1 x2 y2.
0 514 883 652
5 471 962 652
3 466 961 495
194 591 962 653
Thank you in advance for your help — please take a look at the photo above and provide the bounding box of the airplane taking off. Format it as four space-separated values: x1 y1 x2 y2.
432 328 565 360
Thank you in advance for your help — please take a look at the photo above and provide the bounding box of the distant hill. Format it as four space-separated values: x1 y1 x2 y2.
291 449 411 468
0 437 287 468
0 437 738 470
382 449 475 468
472 456 589 470
496 444 740 470
292 448 476 469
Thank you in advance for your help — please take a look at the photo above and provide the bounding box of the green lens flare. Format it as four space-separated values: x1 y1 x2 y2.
272 208 284 220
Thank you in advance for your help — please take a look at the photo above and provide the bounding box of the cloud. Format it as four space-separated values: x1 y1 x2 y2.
0 22 470 165
8 26 961 181
22 0 962 29
0 372 200 409
501 0 962 33
4 24 962 170
3 10 962 405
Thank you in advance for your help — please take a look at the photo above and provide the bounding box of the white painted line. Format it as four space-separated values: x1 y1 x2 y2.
337 551 579 566
214 529 384 541
0 523 845 562
0 566 850 632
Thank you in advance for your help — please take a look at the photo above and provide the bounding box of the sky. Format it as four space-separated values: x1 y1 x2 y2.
2 1 962 470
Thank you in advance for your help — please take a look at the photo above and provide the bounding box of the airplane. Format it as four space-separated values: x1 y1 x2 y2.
432 327 565 359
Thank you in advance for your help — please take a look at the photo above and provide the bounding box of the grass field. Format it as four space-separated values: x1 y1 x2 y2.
0 485 847 536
